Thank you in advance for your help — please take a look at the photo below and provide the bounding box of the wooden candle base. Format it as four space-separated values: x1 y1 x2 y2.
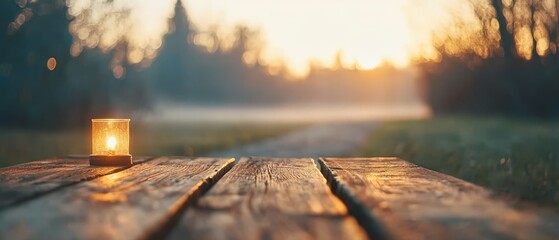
89 155 132 166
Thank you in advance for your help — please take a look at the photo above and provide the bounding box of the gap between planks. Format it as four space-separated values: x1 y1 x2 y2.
168 157 368 240
0 157 235 240
317 157 559 240
0 157 396 240
144 157 235 240
313 158 388 240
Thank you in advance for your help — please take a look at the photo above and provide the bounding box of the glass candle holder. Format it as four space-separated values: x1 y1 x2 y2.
90 119 132 166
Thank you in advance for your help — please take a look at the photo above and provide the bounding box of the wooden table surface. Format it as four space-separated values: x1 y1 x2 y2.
0 157 558 240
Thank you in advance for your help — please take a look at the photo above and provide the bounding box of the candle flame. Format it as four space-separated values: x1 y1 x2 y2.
107 136 117 151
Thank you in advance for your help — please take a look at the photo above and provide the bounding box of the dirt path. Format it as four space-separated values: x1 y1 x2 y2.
209 121 379 158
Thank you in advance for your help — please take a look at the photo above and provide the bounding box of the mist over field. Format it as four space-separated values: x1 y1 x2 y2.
141 104 430 123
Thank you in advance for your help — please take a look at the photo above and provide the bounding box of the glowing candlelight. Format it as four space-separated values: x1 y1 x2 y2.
90 119 132 166
107 136 117 154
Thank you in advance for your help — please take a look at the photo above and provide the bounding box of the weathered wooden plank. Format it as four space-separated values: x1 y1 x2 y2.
169 157 367 240
319 157 559 240
0 156 152 210
0 157 234 240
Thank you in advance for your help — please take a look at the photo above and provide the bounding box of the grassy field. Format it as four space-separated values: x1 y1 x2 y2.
0 121 307 167
363 116 559 209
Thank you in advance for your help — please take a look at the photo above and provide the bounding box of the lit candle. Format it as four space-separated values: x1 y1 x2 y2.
107 136 117 154
90 119 132 166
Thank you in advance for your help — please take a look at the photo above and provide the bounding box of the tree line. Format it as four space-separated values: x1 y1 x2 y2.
420 0 559 117
0 0 414 129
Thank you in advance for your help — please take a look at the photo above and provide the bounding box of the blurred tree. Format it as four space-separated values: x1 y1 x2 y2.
0 0 152 128
0 0 426 129
0 0 72 127
152 0 198 101
150 0 287 104
421 0 559 118
491 0 516 58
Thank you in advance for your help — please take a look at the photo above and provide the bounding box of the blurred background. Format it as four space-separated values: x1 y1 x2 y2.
1 0 558 210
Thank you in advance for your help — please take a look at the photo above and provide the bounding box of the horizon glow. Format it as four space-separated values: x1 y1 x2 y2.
69 0 471 77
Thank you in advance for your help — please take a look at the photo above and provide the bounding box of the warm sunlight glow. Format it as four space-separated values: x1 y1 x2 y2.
68 0 470 77
186 0 416 77
356 55 382 71
67 0 176 63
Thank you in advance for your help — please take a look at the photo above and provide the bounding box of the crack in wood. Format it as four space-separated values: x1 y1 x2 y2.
143 157 235 240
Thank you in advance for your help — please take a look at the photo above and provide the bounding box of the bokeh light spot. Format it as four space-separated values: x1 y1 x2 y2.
113 65 125 79
47 57 57 71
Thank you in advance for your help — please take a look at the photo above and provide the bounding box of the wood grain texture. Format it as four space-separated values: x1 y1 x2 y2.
0 157 234 240
169 157 367 240
319 157 559 240
0 156 151 210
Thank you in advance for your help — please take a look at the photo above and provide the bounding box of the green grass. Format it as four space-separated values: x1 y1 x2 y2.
0 121 307 168
363 116 559 209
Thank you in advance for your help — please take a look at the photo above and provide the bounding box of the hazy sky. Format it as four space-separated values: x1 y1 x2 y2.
70 0 469 77
187 0 415 76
